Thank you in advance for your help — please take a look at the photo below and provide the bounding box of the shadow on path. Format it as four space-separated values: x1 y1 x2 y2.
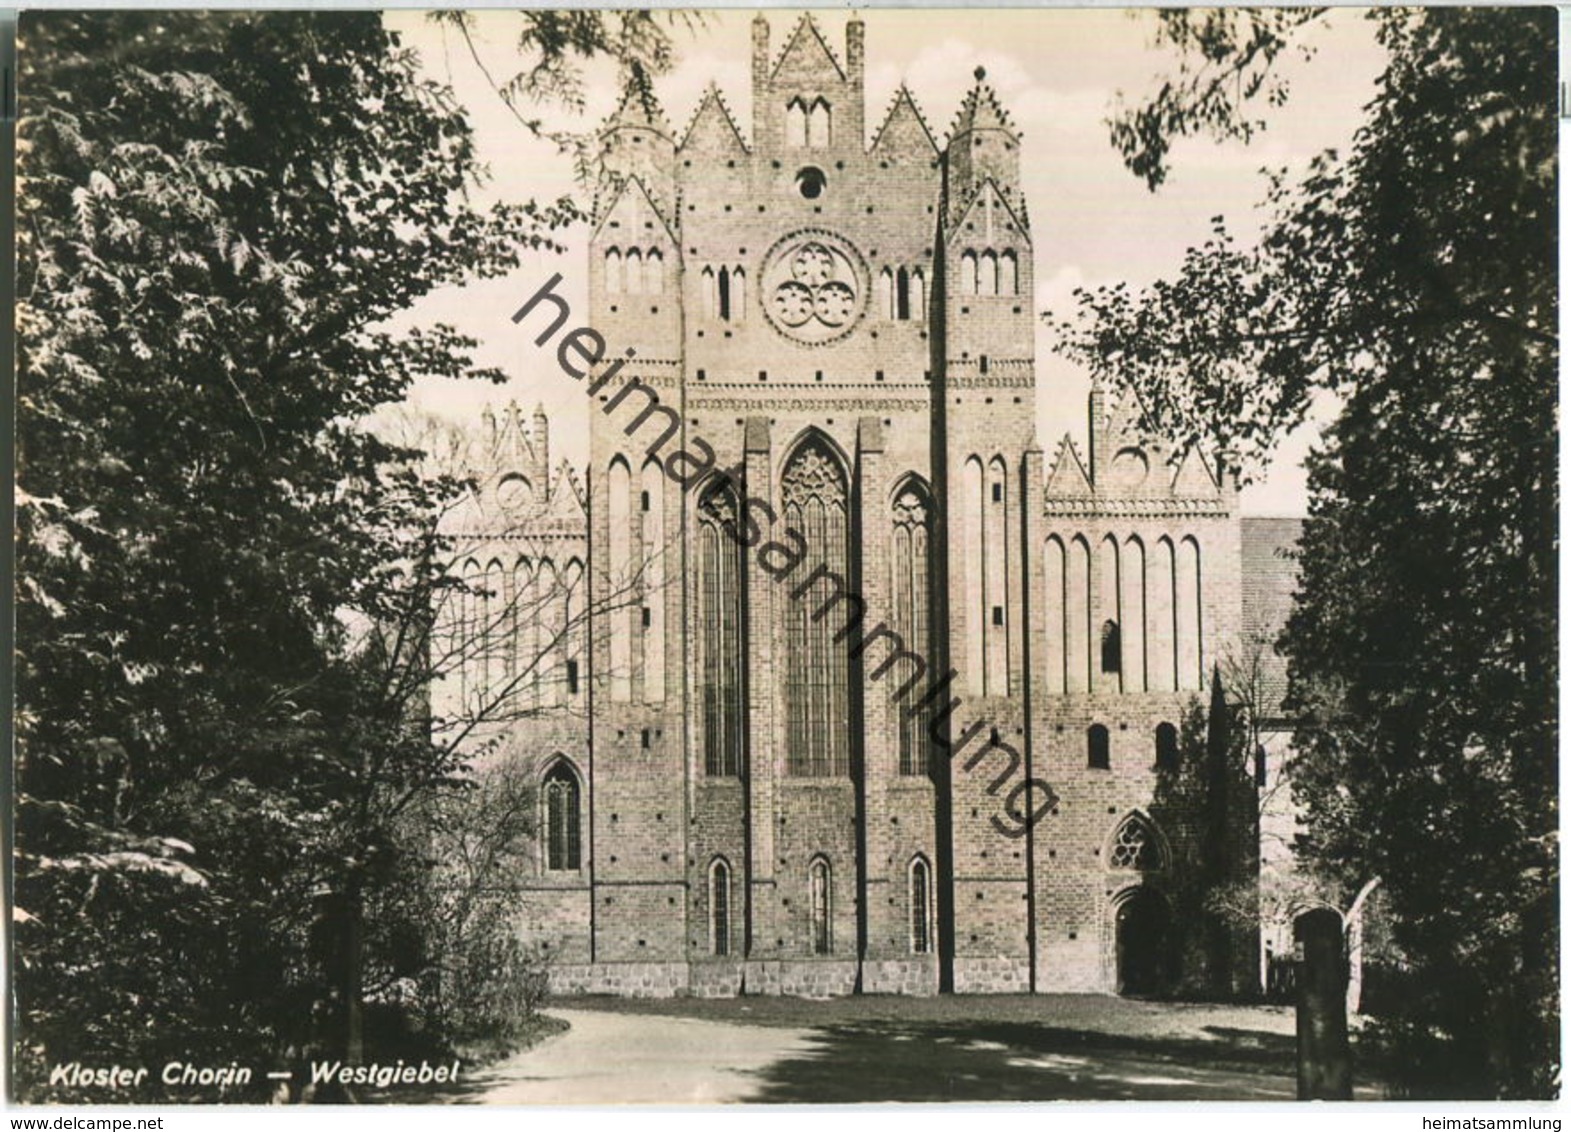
742 1019 1299 1102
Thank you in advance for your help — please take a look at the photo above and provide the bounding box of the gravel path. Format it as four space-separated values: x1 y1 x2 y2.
463 1008 817 1104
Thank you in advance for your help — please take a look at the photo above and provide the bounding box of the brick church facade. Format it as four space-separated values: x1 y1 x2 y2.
442 14 1298 997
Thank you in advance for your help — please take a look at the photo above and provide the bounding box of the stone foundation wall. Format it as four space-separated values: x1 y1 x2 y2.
951 955 1032 994
861 957 940 996
547 962 688 998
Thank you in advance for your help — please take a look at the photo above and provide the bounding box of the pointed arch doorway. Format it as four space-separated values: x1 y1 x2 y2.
1115 888 1172 996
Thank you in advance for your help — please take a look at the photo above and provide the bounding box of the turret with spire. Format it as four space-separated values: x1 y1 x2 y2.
946 66 1024 220
596 79 677 224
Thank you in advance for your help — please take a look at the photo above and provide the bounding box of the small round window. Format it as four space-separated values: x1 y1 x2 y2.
796 167 827 200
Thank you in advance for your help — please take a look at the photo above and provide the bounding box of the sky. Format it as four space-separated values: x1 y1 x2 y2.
382 8 1388 516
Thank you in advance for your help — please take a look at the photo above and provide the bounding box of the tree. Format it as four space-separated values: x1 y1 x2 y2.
1059 8 1556 1098
13 11 674 1098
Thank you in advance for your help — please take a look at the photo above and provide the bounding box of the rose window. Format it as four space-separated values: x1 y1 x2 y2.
761 232 866 344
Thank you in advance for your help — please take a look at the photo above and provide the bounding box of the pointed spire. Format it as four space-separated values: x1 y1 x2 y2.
532 402 550 496
950 67 1018 140
606 76 672 139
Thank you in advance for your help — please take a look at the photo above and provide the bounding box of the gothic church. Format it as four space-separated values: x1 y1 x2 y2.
443 14 1296 997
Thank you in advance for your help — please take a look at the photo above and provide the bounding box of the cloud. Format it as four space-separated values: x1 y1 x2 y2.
867 39 1106 142
1036 265 1090 320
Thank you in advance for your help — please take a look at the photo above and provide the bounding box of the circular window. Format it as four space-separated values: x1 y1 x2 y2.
796 167 827 200
760 229 868 345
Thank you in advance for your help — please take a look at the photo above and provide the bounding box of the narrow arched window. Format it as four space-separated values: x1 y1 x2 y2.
909 857 933 954
896 267 911 320
710 858 732 956
979 250 998 296
535 559 560 707
457 558 481 704
786 98 808 148
562 558 584 702
783 438 850 777
718 266 732 322
731 267 746 322
960 250 978 296
1155 722 1180 771
911 268 926 321
608 458 632 702
624 248 643 296
641 460 665 703
543 764 582 871
701 266 717 319
699 479 743 777
645 249 663 295
512 557 536 710
808 98 832 148
1100 619 1122 675
605 248 623 295
876 267 894 320
892 482 933 775
809 858 832 955
1088 723 1110 770
480 558 505 702
1000 249 1018 296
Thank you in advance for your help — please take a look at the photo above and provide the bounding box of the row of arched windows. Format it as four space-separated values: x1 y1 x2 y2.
958 249 1020 297
1086 721 1181 772
700 265 746 322
696 454 936 781
604 247 664 295
453 555 583 711
1043 534 1204 694
785 96 832 148
606 458 667 704
705 855 932 957
874 266 926 322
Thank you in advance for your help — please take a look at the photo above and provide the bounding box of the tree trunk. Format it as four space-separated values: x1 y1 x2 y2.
344 881 365 1064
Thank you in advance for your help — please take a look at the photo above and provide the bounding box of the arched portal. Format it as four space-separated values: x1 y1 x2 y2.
1115 888 1173 996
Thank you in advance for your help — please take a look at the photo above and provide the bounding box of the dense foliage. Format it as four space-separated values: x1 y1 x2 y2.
14 10 670 1101
1060 8 1556 1097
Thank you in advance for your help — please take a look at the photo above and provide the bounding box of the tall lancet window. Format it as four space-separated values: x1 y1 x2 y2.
783 438 850 777
808 98 832 148
543 762 582 872
892 482 933 775
809 858 833 955
641 459 665 703
699 479 743 777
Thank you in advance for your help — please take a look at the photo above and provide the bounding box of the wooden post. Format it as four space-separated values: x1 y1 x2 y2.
1295 908 1352 1099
